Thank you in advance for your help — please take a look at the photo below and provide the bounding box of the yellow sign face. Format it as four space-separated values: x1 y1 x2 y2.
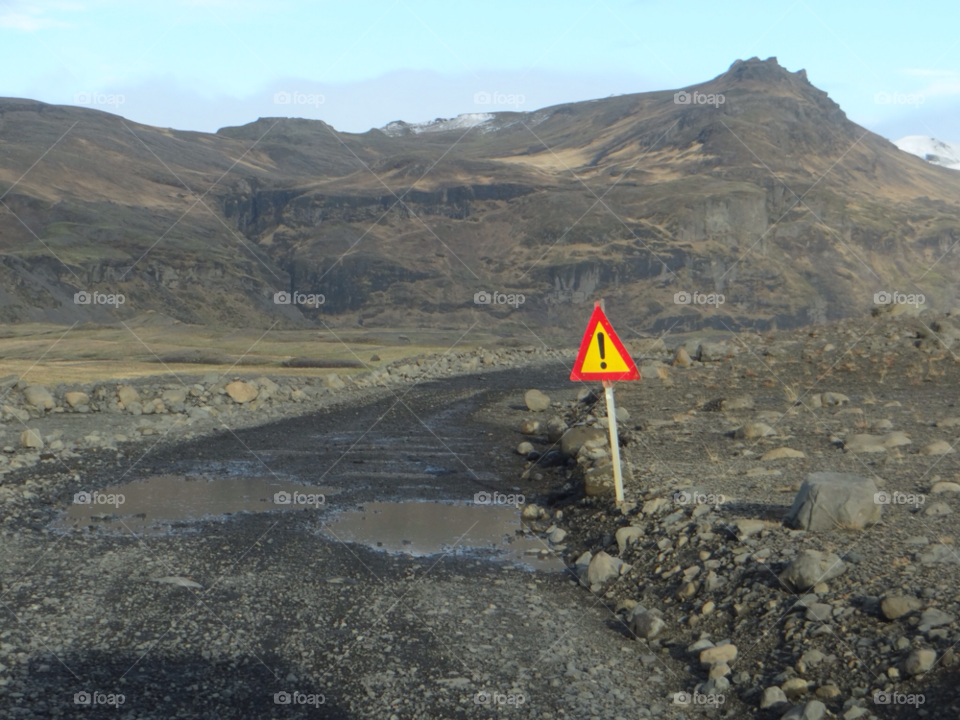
570 305 640 381
579 323 632 374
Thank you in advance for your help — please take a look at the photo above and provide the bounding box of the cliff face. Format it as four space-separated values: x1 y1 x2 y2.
2 57 960 331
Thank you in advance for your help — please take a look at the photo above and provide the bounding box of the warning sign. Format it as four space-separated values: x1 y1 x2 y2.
570 304 640 382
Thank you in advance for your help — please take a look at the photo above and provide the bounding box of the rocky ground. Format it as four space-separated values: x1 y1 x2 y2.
513 311 960 719
0 345 561 479
3 312 960 718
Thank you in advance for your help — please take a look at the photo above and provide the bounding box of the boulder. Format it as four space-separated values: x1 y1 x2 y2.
516 441 535 456
881 431 912 447
924 502 951 517
585 551 622 585
117 385 140 405
761 447 805 460
64 391 89 408
881 595 922 620
225 381 258 404
616 526 643 553
805 603 833 622
843 434 887 453
23 385 55 410
520 420 541 435
161 389 186 405
721 395 755 411
700 643 737 668
734 422 775 440
561 427 606 457
673 347 692 367
699 342 729 361
903 648 936 675
584 461 615 498
761 686 789 709
779 550 846 592
323 373 346 390
521 504 544 521
932 481 960 493
254 376 280 400
640 363 665 380
20 428 43 449
785 472 881 532
919 607 955 629
629 607 666 640
545 416 567 443
524 389 551 412
920 440 954 456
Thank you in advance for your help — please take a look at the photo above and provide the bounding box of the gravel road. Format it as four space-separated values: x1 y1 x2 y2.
0 366 696 719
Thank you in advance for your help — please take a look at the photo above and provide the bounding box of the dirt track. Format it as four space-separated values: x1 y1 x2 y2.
0 366 700 719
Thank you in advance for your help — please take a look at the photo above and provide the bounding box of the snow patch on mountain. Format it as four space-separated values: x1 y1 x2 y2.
895 135 960 170
380 113 494 137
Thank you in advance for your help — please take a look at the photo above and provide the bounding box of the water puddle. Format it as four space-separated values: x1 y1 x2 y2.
321 501 564 571
55 475 341 534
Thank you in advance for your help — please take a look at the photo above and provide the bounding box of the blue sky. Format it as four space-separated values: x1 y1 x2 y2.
1 0 958 141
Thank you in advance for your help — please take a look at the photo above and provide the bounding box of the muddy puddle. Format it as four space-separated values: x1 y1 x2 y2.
321 501 565 570
54 475 340 534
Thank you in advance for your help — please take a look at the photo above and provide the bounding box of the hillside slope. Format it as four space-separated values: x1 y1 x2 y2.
2 57 959 332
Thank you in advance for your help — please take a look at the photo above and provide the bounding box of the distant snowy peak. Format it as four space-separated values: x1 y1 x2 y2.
380 113 495 137
895 135 960 171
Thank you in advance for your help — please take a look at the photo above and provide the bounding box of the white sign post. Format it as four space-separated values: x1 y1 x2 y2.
602 380 624 503
570 298 638 507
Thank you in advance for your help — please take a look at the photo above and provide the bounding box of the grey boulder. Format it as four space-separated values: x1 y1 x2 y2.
785 472 881 532
779 550 847 592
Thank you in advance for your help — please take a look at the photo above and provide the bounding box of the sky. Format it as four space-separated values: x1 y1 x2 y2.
0 0 958 142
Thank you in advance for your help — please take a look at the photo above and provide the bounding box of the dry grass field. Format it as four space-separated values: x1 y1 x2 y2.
0 318 512 386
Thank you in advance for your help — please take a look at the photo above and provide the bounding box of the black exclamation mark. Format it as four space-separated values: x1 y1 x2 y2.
598 332 607 369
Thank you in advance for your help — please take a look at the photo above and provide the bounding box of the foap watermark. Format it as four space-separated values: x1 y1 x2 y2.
674 90 724 107
75 290 125 308
874 491 925 506
474 91 524 109
74 91 125 108
474 690 525 706
874 691 924 706
274 91 324 107
74 691 125 707
274 691 325 707
672 691 725 707
274 491 325 507
674 291 724 307
474 491 525 506
474 290 525 308
74 491 125 508
874 290 924 308
674 490 725 507
274 290 325 307
874 91 924 107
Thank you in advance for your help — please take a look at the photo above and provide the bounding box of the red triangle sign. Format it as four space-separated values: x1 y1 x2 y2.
570 305 640 382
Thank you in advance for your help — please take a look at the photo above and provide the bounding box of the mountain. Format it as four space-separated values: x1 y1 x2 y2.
895 135 960 171
2 57 960 332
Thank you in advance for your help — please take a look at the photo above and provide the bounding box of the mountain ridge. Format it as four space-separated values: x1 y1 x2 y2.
2 57 960 332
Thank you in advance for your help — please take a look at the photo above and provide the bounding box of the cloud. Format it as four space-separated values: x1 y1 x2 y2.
899 69 960 98
0 0 77 31
0 12 63 31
